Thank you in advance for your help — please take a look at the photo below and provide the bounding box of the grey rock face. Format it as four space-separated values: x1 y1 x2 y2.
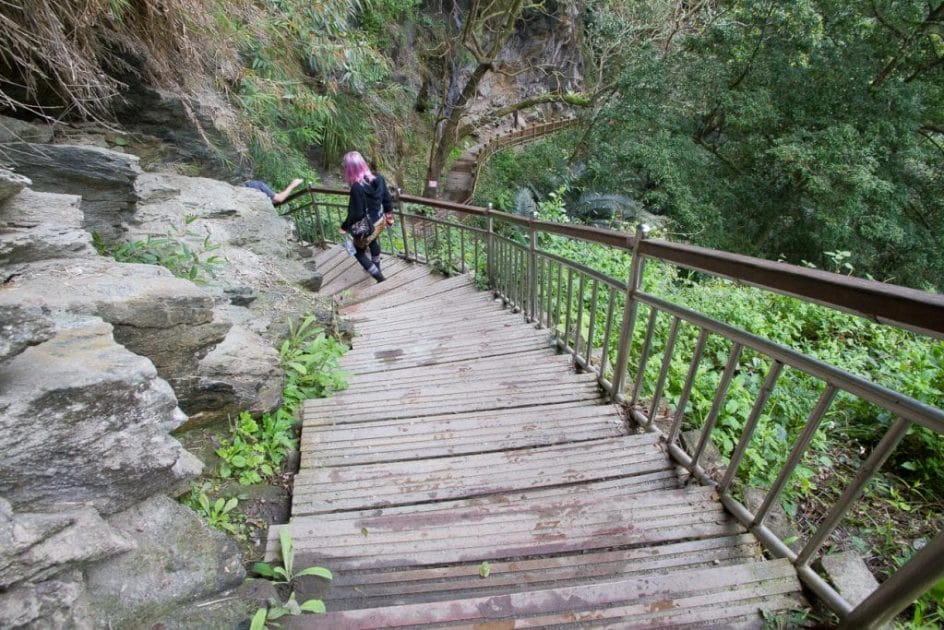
0 498 134 589
0 304 54 366
0 313 202 514
300 271 324 292
0 115 54 144
0 167 31 203
0 188 96 265
0 257 231 414
0 143 142 241
84 495 246 627
112 87 247 180
0 570 94 630
184 325 283 430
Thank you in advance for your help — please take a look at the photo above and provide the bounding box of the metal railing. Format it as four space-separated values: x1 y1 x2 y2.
280 185 944 628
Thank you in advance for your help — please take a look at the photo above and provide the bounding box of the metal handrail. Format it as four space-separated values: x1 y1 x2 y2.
280 185 944 627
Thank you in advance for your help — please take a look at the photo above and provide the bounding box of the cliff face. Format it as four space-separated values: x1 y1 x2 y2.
0 116 334 626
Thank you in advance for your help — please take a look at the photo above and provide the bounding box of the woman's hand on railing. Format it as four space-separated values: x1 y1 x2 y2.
385 213 395 226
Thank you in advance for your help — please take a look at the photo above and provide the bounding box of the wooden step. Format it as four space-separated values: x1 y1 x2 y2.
284 558 802 628
301 402 626 465
295 434 673 512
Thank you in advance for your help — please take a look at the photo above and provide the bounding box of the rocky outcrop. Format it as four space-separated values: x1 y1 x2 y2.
0 187 96 264
0 256 232 416
0 304 54 367
0 142 142 241
0 570 94 630
112 86 248 181
0 499 134 590
0 115 54 144
0 167 30 202
84 495 246 627
0 313 202 513
185 325 284 430
0 141 333 627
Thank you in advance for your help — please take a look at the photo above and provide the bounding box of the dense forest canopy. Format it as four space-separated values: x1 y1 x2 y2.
0 0 942 290
570 0 944 291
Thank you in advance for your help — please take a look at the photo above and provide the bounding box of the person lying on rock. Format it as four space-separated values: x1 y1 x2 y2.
339 150 395 283
244 177 304 205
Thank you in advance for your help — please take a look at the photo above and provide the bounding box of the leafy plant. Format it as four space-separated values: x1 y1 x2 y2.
92 220 222 284
250 528 333 627
215 410 297 485
182 485 244 538
250 591 326 629
280 316 349 407
253 528 333 584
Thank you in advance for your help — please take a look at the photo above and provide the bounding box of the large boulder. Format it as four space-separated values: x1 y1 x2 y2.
0 257 231 415
0 304 54 367
184 325 284 430
112 86 248 180
0 313 202 514
0 570 94 630
0 167 31 203
0 187 96 265
84 495 246 627
0 143 141 241
0 115 54 144
0 498 134 590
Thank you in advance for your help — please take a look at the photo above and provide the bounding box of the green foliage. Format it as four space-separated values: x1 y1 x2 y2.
357 0 422 49
280 315 349 407
215 410 297 485
474 134 579 211
573 0 944 291
253 528 334 584
92 223 222 284
182 483 245 538
224 0 395 183
251 528 332 626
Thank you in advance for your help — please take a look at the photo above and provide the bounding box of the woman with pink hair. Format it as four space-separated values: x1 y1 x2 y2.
339 151 394 282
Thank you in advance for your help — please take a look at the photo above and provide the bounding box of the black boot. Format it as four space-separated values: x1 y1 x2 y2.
368 263 385 283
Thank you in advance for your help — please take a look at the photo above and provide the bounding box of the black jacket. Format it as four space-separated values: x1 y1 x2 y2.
341 175 393 232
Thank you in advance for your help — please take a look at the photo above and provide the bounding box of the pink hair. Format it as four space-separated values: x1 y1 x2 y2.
343 151 374 186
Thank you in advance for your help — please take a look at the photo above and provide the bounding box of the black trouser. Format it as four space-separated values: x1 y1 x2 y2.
354 238 381 273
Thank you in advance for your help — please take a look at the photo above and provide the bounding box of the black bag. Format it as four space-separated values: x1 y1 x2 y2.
349 215 374 241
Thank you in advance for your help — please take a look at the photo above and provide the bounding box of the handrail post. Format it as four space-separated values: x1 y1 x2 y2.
609 224 650 401
528 210 538 324
486 203 495 289
840 529 944 629
308 187 326 247
396 188 410 261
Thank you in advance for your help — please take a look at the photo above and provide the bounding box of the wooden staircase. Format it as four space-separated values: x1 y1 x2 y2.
269 245 806 628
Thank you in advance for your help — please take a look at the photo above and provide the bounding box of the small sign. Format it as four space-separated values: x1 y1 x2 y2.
427 180 438 188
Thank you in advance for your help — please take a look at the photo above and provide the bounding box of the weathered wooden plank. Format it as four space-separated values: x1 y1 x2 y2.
348 310 548 345
341 274 475 314
273 486 743 568
339 263 435 305
298 433 661 482
295 436 671 510
293 471 684 521
300 403 627 465
286 559 800 629
303 384 604 425
336 350 579 391
323 534 762 603
304 400 620 436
